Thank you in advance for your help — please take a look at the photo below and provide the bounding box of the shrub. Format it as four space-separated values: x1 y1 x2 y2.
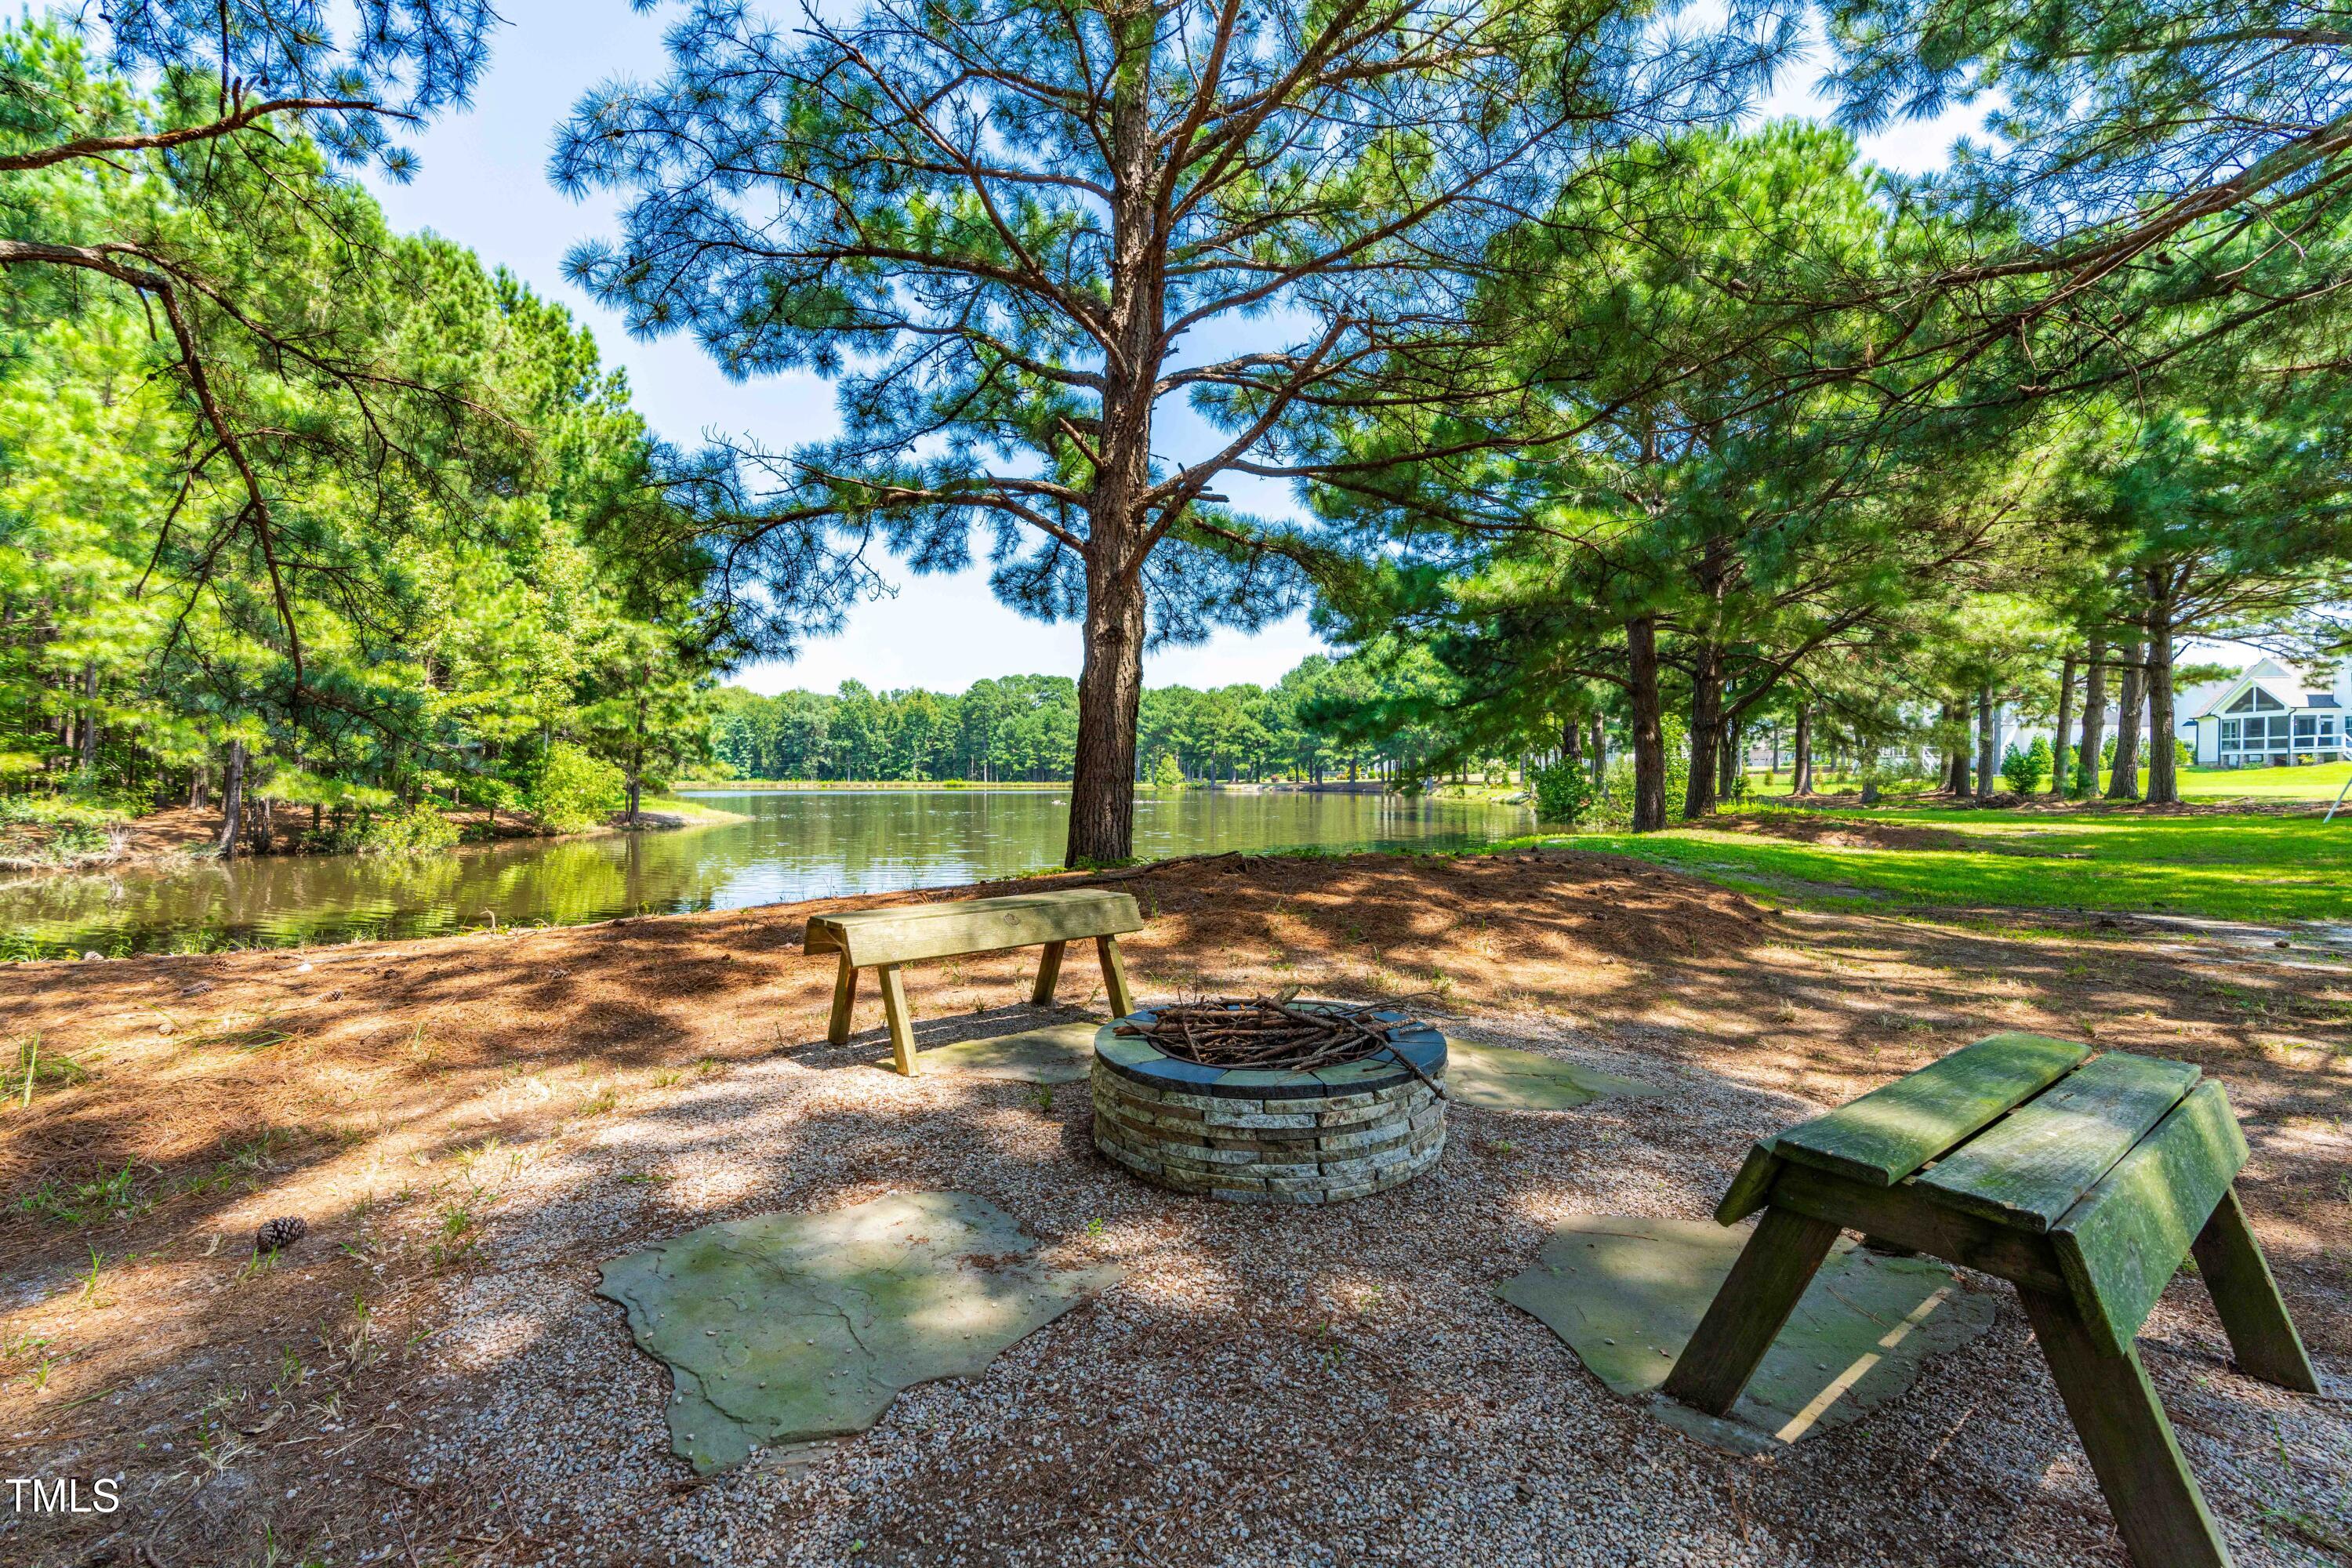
2001 737 2052 794
1532 760 1597 826
1150 754 1185 792
351 805 459 855
525 744 626 833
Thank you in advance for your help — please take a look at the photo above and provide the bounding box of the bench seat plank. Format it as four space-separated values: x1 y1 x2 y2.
805 890 1144 967
2051 1080 2250 1358
1772 1033 2091 1188
1915 1053 2201 1232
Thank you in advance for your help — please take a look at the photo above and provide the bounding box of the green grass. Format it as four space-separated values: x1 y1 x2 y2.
636 794 747 826
2178 760 2352 801
1744 760 2352 804
1557 805 2352 924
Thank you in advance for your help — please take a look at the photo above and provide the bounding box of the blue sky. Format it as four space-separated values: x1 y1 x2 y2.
363 2 1985 696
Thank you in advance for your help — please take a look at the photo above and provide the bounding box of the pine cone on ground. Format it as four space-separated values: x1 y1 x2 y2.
254 1215 307 1254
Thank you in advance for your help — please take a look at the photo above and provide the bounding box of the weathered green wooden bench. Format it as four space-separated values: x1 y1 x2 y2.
804 889 1143 1076
1665 1033 2319 1568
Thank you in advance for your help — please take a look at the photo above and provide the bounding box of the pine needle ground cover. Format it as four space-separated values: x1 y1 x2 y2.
1567 808 2352 924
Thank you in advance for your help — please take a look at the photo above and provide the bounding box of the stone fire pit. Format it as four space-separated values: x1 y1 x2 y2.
1090 1004 1447 1203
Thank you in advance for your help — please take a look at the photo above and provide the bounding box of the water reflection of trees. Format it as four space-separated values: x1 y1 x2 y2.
2 792 1526 955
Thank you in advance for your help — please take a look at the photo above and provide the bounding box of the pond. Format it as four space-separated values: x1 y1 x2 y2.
0 788 1533 956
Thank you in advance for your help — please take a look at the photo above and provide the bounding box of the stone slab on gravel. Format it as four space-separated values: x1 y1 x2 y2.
1445 1036 1663 1111
919 1019 1101 1082
1500 1214 1996 1446
597 1191 1119 1473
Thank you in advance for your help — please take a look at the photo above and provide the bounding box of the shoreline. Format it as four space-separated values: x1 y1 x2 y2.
0 796 748 885
670 778 1410 794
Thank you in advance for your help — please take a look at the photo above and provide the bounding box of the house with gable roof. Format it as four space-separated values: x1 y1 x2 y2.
2178 658 2352 767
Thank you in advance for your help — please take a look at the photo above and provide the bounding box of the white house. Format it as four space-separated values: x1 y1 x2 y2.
2179 659 2352 768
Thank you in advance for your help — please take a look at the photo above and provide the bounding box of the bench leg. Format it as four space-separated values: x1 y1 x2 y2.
877 963 917 1076
1662 1206 1842 1416
1030 940 1068 1006
2191 1186 2320 1393
2016 1285 2232 1568
826 954 860 1047
1095 934 1135 1018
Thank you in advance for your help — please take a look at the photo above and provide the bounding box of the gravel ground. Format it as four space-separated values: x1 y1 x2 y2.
56 1009 2345 1568
3 853 2347 1566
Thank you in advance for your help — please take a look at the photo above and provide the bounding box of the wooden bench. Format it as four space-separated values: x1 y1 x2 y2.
804 889 1143 1075
1666 1033 2318 1568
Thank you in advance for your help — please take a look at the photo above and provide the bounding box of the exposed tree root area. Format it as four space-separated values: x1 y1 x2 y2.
1 848 2345 1566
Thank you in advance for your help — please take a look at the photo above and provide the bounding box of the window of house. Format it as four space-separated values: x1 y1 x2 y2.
2227 688 2287 713
2221 719 2241 746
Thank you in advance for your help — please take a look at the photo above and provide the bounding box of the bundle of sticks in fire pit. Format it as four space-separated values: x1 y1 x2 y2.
1113 994 1443 1093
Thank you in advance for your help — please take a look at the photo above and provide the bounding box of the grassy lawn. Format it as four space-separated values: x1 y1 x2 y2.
1745 760 2352 803
1559 804 2352 924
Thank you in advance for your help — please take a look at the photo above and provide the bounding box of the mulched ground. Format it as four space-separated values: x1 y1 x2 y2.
2 848 2347 1566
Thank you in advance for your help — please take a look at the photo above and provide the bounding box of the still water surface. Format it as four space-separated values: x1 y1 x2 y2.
1 788 1531 956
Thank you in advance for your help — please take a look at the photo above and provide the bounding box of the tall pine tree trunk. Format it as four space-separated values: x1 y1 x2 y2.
1063 16 1161 867
1626 615 1667 833
2107 641 2145 799
1939 701 1966 794
216 741 246 859
78 663 98 773
2051 654 2078 797
1682 644 1724 819
1790 702 1814 795
1976 686 1996 798
2143 575 2180 805
1718 716 1740 800
1066 548 1146 864
1588 715 1606 792
2078 640 2108 796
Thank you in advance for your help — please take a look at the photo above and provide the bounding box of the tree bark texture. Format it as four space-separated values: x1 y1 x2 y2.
1682 642 1725 819
2107 640 2146 799
1790 703 1814 796
217 741 246 859
2079 639 2109 797
78 663 98 772
1976 686 1996 798
2143 575 2180 805
2052 655 2078 797
1939 700 1966 794
1062 16 1161 867
1626 616 1667 833
1066 546 1148 864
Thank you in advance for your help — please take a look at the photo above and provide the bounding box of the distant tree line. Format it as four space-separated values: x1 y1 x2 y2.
703 650 1494 786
